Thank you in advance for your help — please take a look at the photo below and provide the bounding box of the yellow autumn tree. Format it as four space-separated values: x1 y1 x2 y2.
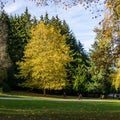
112 58 120 91
17 21 71 95
101 0 120 91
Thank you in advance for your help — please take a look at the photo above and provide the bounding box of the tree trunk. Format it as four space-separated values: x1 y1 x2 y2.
43 88 46 96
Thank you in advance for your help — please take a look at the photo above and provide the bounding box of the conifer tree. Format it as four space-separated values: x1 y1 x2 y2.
7 8 32 88
0 11 11 87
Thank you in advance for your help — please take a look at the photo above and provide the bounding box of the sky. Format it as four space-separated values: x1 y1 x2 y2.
4 0 103 52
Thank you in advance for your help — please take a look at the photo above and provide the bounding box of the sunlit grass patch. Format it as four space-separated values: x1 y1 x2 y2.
0 98 120 120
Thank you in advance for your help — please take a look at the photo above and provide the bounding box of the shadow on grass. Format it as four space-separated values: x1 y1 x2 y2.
0 112 120 120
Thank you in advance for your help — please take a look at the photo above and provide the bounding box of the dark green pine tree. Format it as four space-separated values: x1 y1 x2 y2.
7 8 33 89
72 42 89 95
60 19 89 94
0 11 11 90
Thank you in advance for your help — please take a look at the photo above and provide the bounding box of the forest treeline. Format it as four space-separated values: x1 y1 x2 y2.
0 8 120 96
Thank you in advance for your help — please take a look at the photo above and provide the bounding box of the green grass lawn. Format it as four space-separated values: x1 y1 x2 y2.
0 95 120 120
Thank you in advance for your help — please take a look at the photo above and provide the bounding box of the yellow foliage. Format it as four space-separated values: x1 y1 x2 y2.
118 31 120 37
17 21 72 92
112 58 120 90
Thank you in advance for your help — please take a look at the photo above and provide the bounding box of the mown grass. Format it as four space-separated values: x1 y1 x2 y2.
0 96 120 120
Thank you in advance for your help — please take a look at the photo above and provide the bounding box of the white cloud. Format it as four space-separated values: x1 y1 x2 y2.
4 0 102 52
5 1 23 14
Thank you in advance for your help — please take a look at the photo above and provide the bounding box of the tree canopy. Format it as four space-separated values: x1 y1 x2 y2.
17 21 72 95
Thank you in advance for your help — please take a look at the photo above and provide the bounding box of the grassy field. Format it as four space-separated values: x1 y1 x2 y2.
0 94 120 120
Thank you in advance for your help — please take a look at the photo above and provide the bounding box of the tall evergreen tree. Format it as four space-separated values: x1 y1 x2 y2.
7 8 32 89
73 50 88 95
0 11 11 88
